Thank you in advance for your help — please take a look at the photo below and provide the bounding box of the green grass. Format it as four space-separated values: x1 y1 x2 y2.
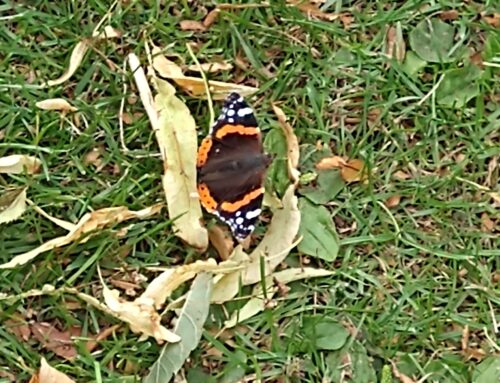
1 1 499 382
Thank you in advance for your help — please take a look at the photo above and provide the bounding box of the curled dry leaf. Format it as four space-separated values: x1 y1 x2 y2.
385 22 406 63
225 267 334 327
272 103 300 184
243 185 301 285
208 224 234 260
0 155 41 174
203 8 220 28
29 358 76 383
385 195 401 208
180 20 206 32
46 25 121 87
151 45 258 100
0 188 27 225
316 156 346 170
0 204 162 269
187 61 233 73
35 98 77 112
29 203 76 231
154 78 208 250
211 246 250 304
102 283 180 343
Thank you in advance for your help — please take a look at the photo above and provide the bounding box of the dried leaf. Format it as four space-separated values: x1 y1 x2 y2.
315 156 346 170
30 358 76 383
0 204 162 269
481 213 495 232
5 316 31 341
341 159 367 183
187 61 233 73
243 185 301 285
482 13 500 27
151 45 257 100
272 104 300 184
154 77 208 250
30 204 76 231
46 25 121 87
393 170 411 180
102 282 180 343
385 195 401 208
211 246 250 304
36 98 77 112
0 188 27 225
226 267 334 327
144 273 213 383
203 9 220 28
208 225 234 260
289 0 341 21
386 23 406 63
439 10 459 21
31 323 78 361
85 324 120 352
0 155 41 174
390 361 416 383
180 20 206 31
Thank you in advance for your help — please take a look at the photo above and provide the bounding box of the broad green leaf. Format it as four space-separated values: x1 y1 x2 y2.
436 64 482 107
144 272 213 383
409 18 457 63
300 169 344 205
402 51 427 76
298 198 339 261
472 356 500 383
0 188 27 225
264 127 290 197
303 316 349 351
325 340 377 383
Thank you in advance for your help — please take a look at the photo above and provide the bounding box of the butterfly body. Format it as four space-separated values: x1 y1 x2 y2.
196 93 271 240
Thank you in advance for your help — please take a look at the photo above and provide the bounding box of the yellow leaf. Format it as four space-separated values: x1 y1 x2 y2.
0 204 162 269
36 98 77 112
272 104 300 184
30 357 76 383
0 188 27 225
0 155 41 174
154 78 208 250
340 158 367 183
46 25 121 87
151 45 258 100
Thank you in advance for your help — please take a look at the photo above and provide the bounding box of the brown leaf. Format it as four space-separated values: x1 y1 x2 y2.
203 8 220 28
482 13 500 27
288 0 341 21
439 10 459 21
151 45 258 100
180 20 206 32
31 322 79 361
481 213 495 232
385 23 406 63
5 316 31 341
187 61 233 73
29 357 76 383
86 324 120 352
0 204 162 269
36 98 77 112
208 225 234 261
315 156 346 170
340 13 354 28
385 195 401 208
393 170 411 180
272 104 300 184
341 159 367 183
83 147 104 168
485 156 498 187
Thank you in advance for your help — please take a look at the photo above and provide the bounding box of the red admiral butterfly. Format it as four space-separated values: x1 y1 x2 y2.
196 93 272 240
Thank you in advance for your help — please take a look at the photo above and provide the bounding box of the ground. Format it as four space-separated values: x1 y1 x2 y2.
0 1 499 382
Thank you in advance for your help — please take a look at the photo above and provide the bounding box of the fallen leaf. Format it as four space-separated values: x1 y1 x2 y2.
385 195 401 208
301 169 344 205
0 155 41 174
83 147 104 167
482 13 500 27
272 104 300 184
203 8 220 28
481 213 495 232
5 316 31 341
385 23 406 63
187 61 233 73
211 246 250 304
0 204 162 269
226 267 334 327
439 10 459 21
315 156 346 170
35 98 77 112
31 323 78 361
45 25 121 87
180 20 206 31
485 156 498 187
85 324 120 352
340 159 367 183
208 225 234 260
29 357 75 383
29 203 76 231
0 188 27 225
102 282 179 343
242 185 301 285
409 18 457 63
151 45 258 100
144 273 213 383
393 170 411 180
288 0 341 21
153 77 208 250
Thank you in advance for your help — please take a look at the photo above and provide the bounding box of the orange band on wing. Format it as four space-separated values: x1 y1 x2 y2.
197 183 218 212
215 124 259 139
196 137 213 167
220 187 264 213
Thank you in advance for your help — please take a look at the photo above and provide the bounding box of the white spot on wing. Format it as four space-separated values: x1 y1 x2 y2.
245 209 262 220
235 217 244 225
237 107 253 117
227 109 235 116
228 118 234 123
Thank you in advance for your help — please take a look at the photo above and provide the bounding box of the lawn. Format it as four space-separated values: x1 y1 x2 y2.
0 1 499 382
